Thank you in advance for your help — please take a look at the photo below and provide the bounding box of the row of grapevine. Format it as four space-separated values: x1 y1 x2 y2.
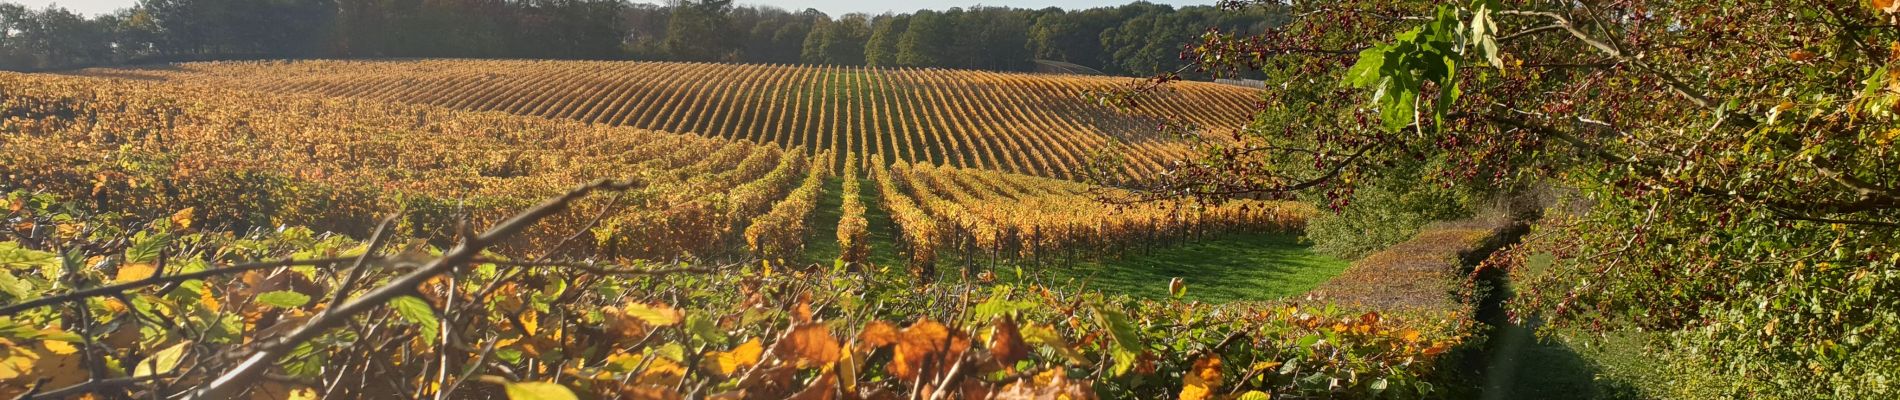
0 72 799 261
867 159 1313 271
868 160 941 276
837 152 871 265
743 151 833 261
80 60 1263 182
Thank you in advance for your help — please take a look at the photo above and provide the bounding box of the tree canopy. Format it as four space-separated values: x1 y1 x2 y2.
1113 0 1899 396
0 0 1282 76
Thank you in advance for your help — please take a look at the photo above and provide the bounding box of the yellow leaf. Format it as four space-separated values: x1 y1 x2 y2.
622 303 683 327
521 310 539 336
700 338 762 377
639 357 687 387
42 340 77 355
490 380 577 400
135 341 190 377
169 207 195 230
115 263 157 283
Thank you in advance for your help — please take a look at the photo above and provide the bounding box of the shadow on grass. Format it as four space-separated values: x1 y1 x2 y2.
1472 321 1650 400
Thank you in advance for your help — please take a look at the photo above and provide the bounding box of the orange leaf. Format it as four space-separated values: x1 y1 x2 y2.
889 320 950 381
858 321 899 348
1179 354 1222 400
700 338 763 377
775 323 841 367
792 297 814 324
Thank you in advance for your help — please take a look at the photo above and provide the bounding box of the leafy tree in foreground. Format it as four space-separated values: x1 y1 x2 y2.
1116 0 1898 396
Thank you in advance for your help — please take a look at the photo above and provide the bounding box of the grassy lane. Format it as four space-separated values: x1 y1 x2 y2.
1020 233 1349 303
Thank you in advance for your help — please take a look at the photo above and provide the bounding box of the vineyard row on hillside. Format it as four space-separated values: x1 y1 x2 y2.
0 73 809 261
861 157 1313 277
79 60 1264 182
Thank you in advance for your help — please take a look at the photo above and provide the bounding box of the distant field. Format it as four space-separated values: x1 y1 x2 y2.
78 60 1263 181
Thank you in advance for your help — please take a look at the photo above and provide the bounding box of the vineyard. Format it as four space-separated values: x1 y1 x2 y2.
2 0 1891 397
0 70 1476 399
76 60 1263 181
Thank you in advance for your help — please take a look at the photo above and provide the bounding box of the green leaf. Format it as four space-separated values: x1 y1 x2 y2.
135 341 190 377
0 242 57 271
256 291 312 308
686 314 727 344
1370 377 1390 395
1236 391 1271 400
390 295 440 345
1093 307 1143 377
1345 47 1388 88
1095 308 1142 353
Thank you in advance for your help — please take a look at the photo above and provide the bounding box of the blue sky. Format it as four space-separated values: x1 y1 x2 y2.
12 0 1210 17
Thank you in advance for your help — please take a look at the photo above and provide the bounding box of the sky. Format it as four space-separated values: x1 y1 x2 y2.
10 0 1209 17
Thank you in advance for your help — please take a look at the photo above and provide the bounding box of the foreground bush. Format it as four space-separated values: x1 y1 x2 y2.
0 189 1468 399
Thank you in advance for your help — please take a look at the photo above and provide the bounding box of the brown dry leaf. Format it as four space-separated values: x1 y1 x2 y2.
958 378 992 400
601 305 649 341
859 321 900 348
700 338 763 377
638 357 688 387
115 263 157 283
1179 354 1223 400
619 384 684 400
784 373 837 400
989 317 1029 367
890 320 961 381
775 323 841 368
740 364 800 397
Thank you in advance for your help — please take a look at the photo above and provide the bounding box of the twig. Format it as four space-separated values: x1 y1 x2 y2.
319 215 400 316
28 374 172 399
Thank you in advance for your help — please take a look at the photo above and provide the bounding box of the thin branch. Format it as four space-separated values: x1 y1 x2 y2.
191 178 645 399
319 214 399 316
1497 9 1758 127
29 373 173 399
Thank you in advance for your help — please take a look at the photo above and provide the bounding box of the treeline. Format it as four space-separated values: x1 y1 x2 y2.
0 0 1282 75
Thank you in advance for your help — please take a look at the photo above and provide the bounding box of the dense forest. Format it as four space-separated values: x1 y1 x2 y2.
0 0 1282 75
